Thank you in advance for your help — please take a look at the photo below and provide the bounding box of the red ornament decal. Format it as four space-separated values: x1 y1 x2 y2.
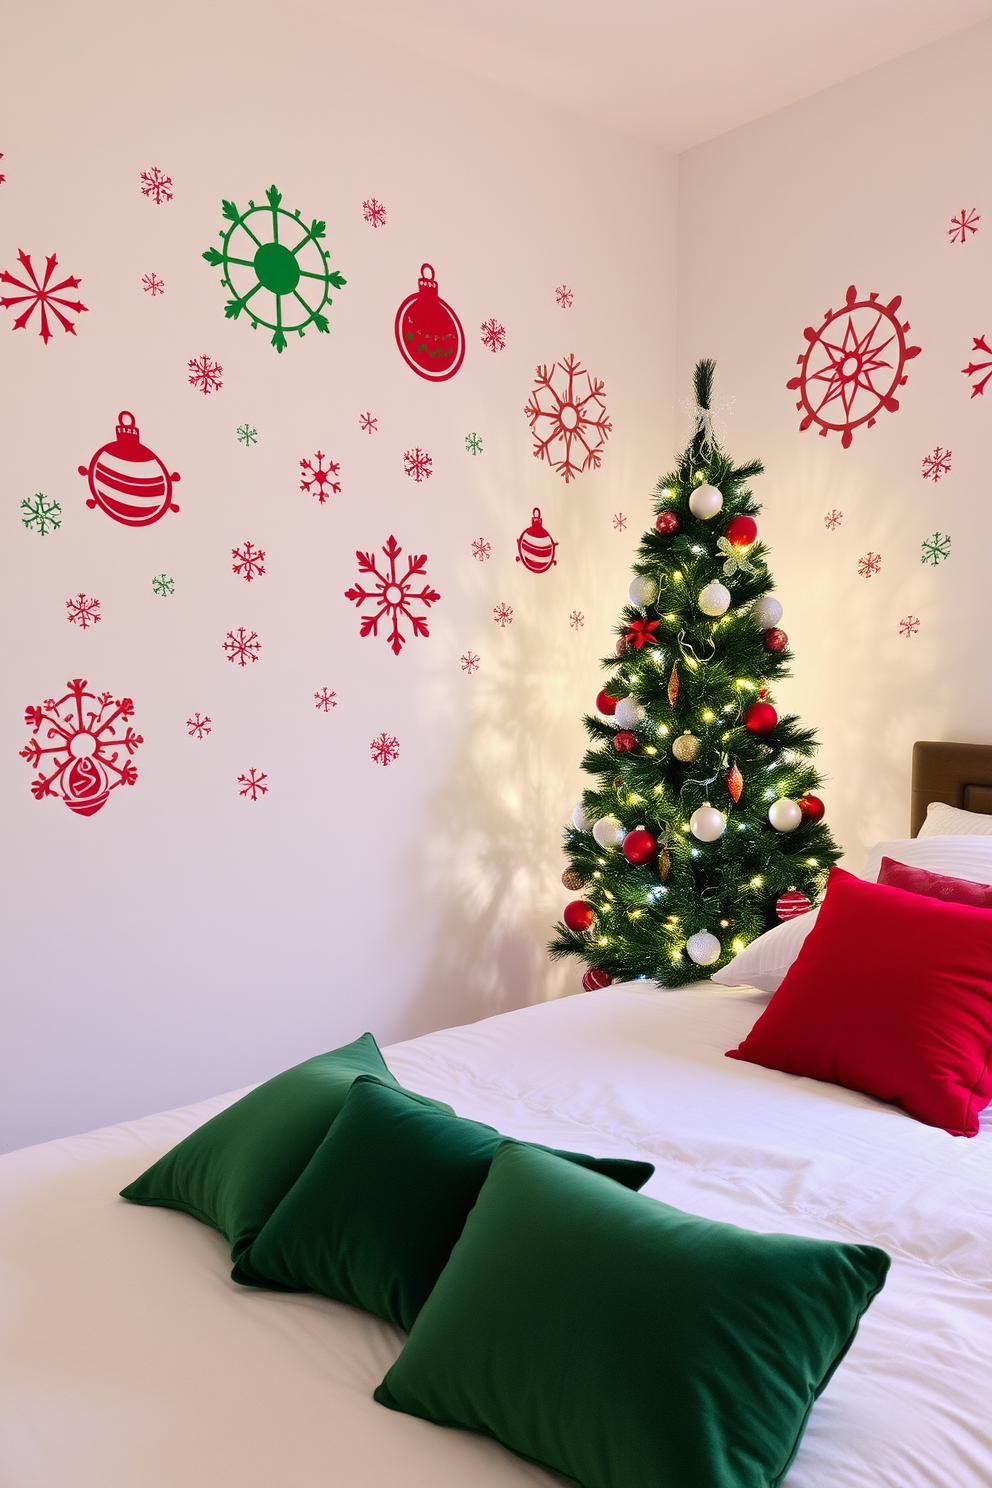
724 515 757 548
776 890 813 921
564 900 595 932
78 411 180 527
582 967 612 991
345 535 440 655
66 593 101 629
300 451 341 503
232 540 265 581
762 627 788 653
21 678 142 816
655 511 680 536
744 701 778 735
962 335 992 397
1 250 88 342
238 767 268 800
370 732 400 767
525 353 612 482
797 794 825 823
395 264 465 382
613 730 637 753
516 508 558 573
787 285 921 448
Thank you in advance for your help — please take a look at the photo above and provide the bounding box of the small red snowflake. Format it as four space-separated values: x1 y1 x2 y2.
481 318 506 353
555 285 574 309
188 354 223 395
142 272 165 296
299 451 341 503
461 651 480 674
404 447 433 483
21 679 142 815
962 336 992 396
314 688 337 712
362 198 386 228
232 540 266 582
525 353 611 483
613 512 627 531
858 551 882 579
899 615 921 638
359 411 378 434
140 167 173 205
471 537 491 562
569 609 585 630
186 712 212 739
66 593 101 629
0 152 5 187
949 208 979 244
223 627 261 666
370 732 400 767
345 535 441 655
922 446 952 482
238 767 268 801
493 602 513 628
824 509 843 530
1 251 88 342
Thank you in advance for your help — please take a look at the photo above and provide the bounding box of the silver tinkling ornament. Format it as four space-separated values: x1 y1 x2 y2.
686 930 721 966
768 798 803 832
628 574 659 608
697 580 731 617
572 801 593 833
688 483 724 520
614 696 646 730
689 804 727 842
592 814 626 850
751 594 783 630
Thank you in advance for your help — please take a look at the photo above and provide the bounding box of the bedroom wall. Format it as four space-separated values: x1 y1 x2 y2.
0 0 677 1149
676 21 992 876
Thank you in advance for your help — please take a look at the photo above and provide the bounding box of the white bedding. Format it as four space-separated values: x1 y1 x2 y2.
1 982 990 1487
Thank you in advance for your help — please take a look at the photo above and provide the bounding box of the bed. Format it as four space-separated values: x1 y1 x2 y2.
2 748 991 1488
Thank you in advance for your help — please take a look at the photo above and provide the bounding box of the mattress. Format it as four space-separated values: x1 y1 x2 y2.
1 982 990 1488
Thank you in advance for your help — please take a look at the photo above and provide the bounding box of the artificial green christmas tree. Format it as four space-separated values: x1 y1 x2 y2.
551 360 842 989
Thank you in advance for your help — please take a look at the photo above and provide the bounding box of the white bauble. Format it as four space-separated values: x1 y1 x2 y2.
613 697 646 730
592 814 626 850
751 595 783 630
572 802 593 833
689 805 727 842
628 574 659 608
697 581 731 617
686 930 722 967
768 798 803 833
688 483 724 520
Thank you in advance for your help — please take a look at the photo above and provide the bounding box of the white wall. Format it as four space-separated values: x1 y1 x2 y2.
0 0 677 1149
677 22 992 873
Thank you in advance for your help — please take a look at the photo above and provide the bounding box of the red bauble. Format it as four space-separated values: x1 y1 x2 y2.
724 515 758 548
78 411 181 527
613 730 637 753
582 967 613 991
798 794 825 823
622 827 658 865
763 627 789 653
564 900 595 932
655 511 680 536
744 701 778 735
596 690 618 716
516 507 558 573
394 264 465 382
776 889 813 921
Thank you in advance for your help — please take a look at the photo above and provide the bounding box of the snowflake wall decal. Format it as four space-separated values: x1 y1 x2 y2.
921 531 951 566
21 493 61 535
152 573 175 598
899 616 920 638
569 610 585 629
613 512 627 531
824 509 843 530
66 593 101 629
525 353 612 483
187 713 212 739
787 285 921 447
480 318 506 353
493 602 513 628
188 354 223 394
223 627 261 666
461 651 480 674
21 679 142 816
140 167 174 204
238 767 268 801
202 184 346 353
949 208 979 244
359 411 378 434
1 251 88 342
362 198 387 228
314 688 337 711
0 151 5 187
370 733 400 767
465 432 483 456
232 540 265 582
404 447 433 482
237 423 258 446
857 551 881 579
471 537 491 562
300 451 341 502
962 335 992 396
555 285 574 309
922 446 951 481
344 535 440 655
142 272 165 296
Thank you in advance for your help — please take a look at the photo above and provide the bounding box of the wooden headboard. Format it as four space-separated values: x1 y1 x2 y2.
911 741 992 836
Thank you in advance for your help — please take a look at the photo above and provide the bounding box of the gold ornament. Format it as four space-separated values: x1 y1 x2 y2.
562 868 586 891
667 662 680 707
658 848 671 882
672 731 701 763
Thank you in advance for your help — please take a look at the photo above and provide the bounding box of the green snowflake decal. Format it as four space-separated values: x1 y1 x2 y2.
21 492 61 535
152 573 175 597
921 531 951 567
202 184 346 353
237 423 258 446
465 432 483 455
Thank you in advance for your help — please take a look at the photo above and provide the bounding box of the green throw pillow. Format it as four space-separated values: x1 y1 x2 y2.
375 1141 890 1488
246 1075 655 1332
120 1033 449 1282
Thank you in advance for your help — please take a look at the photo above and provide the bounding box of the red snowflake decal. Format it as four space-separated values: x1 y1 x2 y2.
613 512 627 531
238 767 268 801
142 272 165 297
360 411 378 434
493 602 513 628
949 209 979 244
66 593 101 629
858 551 882 579
223 627 261 666
525 353 612 483
362 198 386 228
314 688 337 711
300 451 341 502
922 446 952 481
471 537 492 562
461 651 480 674
824 509 843 530
0 152 5 187
899 615 920 638
21 678 142 816
1 251 88 343
140 167 173 204
480 318 506 353
555 285 574 309
188 354 223 395
787 285 921 447
187 712 212 739
344 535 441 655
569 610 585 630
370 733 400 767
403 447 433 483
962 335 992 396
232 540 266 581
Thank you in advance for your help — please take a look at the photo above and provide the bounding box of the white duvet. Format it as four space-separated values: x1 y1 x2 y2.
1 983 990 1488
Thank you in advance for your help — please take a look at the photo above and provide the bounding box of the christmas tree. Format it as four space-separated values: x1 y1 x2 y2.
550 360 842 989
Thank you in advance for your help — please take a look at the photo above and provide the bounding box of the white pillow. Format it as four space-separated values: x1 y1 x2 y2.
918 800 992 837
861 835 992 885
709 909 820 994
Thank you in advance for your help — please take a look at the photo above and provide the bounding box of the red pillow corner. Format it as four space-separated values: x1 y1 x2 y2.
877 855 992 909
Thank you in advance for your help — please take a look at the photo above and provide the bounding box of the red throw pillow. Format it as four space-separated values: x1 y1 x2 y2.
877 855 992 909
726 867 992 1136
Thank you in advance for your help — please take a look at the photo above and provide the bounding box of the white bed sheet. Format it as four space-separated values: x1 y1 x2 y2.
1 982 990 1488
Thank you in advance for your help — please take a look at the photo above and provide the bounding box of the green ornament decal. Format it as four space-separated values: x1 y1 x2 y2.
202 185 346 353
